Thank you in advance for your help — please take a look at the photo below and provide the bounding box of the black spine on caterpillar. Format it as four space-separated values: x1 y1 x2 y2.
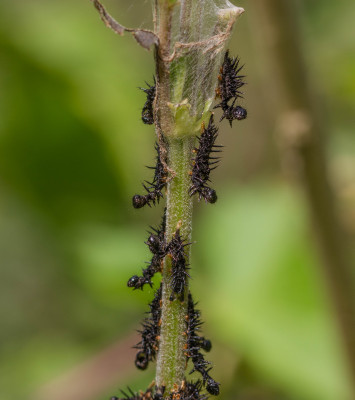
111 385 159 400
165 380 208 400
186 293 220 396
215 50 247 127
110 387 142 400
166 229 191 301
189 115 221 204
132 143 168 209
128 210 166 290
134 285 162 370
140 79 156 125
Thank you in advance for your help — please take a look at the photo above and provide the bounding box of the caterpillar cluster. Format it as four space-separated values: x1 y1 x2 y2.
215 50 247 127
91 3 248 397
126 51 249 399
189 115 220 204
124 221 218 398
127 211 166 290
166 229 191 301
128 210 191 301
185 293 219 396
134 285 162 370
132 143 168 209
140 79 156 125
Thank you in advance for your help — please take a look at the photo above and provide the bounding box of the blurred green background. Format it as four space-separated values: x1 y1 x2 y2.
0 1 354 399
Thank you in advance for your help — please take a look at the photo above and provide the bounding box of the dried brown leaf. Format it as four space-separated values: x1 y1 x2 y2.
91 0 158 50
133 30 159 50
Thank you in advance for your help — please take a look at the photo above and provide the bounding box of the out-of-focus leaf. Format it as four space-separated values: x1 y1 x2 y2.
196 183 353 400
73 225 157 306
0 0 156 196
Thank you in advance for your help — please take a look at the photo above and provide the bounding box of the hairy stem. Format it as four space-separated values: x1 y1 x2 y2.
155 3 195 391
155 0 174 135
156 136 195 392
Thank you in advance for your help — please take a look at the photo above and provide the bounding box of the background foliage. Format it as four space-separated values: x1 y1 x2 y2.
0 1 354 399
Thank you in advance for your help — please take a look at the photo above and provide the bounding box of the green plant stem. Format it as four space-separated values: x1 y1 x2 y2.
156 135 195 392
156 0 174 135
155 2 197 393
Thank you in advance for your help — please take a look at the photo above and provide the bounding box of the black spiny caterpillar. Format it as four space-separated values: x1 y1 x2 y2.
132 143 168 209
215 50 247 127
134 284 162 370
140 79 156 125
128 210 166 290
186 293 220 396
189 115 220 204
166 228 191 301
